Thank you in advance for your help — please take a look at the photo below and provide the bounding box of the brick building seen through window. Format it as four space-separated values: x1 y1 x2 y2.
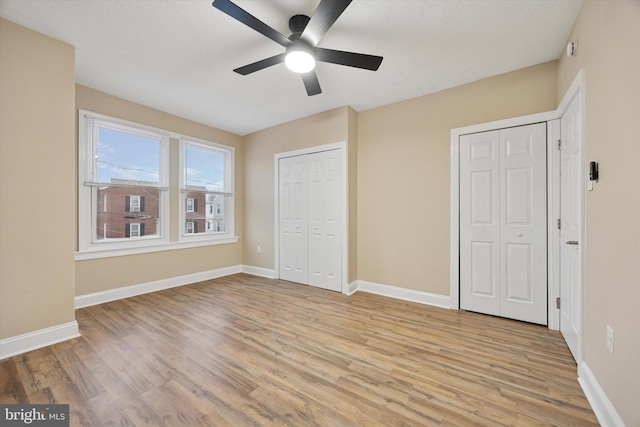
96 183 226 240
96 185 160 240
184 188 226 235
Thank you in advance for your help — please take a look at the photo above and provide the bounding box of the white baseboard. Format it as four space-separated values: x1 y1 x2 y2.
345 281 358 295
75 265 242 309
354 280 451 309
578 362 626 427
241 265 276 279
0 321 80 360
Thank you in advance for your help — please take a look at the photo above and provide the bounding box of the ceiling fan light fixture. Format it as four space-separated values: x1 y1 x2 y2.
285 50 315 73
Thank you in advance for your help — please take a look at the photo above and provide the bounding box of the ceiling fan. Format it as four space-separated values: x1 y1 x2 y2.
212 0 383 96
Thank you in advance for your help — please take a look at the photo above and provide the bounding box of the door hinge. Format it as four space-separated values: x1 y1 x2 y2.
557 218 561 230
556 297 561 309
557 140 562 150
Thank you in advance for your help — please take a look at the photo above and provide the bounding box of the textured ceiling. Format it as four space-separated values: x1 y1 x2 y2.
0 0 582 135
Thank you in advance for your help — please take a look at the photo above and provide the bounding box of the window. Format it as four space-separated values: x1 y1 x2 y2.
180 139 233 239
185 221 195 234
78 110 236 258
128 195 142 212
127 223 143 238
79 111 169 252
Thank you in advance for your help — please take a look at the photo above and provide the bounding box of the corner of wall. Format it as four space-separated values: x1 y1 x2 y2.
347 107 358 283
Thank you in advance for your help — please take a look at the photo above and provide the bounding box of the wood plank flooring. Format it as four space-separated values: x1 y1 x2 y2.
1 274 598 426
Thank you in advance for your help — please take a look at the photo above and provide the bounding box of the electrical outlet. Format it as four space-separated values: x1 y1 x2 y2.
257 245 262 254
606 326 614 354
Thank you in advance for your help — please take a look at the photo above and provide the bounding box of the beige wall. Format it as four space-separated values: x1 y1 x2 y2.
557 1 640 424
75 85 245 295
0 19 76 338
243 107 352 277
347 107 358 283
357 61 558 294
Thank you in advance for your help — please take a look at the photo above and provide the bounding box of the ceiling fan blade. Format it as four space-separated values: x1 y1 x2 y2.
233 53 286 75
301 0 352 46
212 0 292 47
301 71 322 96
315 48 383 71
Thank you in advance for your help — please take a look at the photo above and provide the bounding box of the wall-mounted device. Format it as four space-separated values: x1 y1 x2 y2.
589 161 599 181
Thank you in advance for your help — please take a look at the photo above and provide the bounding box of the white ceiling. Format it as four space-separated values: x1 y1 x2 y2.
0 0 582 135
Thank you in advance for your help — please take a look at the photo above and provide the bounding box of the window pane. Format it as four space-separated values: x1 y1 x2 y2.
184 143 225 191
96 126 161 185
184 191 226 235
96 186 161 241
130 223 141 238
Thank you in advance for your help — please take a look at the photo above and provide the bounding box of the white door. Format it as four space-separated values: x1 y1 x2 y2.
460 123 548 324
499 125 548 324
460 130 501 316
278 149 342 291
279 155 308 284
307 150 342 291
560 93 582 361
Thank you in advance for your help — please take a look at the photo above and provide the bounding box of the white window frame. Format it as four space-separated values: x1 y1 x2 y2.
129 195 141 212
77 110 238 260
185 221 195 234
179 138 235 242
186 198 195 213
78 110 170 254
129 223 141 238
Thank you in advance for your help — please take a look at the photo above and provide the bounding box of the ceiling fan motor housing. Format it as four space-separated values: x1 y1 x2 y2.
288 14 310 37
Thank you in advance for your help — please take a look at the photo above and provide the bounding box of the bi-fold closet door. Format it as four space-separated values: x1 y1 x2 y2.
279 149 341 292
459 123 547 325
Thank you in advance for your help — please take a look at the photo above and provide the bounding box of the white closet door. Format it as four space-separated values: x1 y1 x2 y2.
278 149 342 291
307 150 341 292
499 123 547 324
460 130 501 316
279 155 308 284
460 123 547 325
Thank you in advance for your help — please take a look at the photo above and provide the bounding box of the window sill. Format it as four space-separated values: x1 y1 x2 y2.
75 236 240 261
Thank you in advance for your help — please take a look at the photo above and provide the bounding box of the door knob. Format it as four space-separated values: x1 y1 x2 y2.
565 240 579 245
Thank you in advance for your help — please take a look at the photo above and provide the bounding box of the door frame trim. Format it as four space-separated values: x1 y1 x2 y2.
450 69 585 333
274 142 348 293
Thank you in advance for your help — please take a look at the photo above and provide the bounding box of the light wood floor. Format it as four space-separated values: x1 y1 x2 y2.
1 274 598 426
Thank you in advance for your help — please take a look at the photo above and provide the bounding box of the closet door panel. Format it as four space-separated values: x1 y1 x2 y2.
499 123 547 325
279 155 308 284
460 131 501 316
308 150 341 292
